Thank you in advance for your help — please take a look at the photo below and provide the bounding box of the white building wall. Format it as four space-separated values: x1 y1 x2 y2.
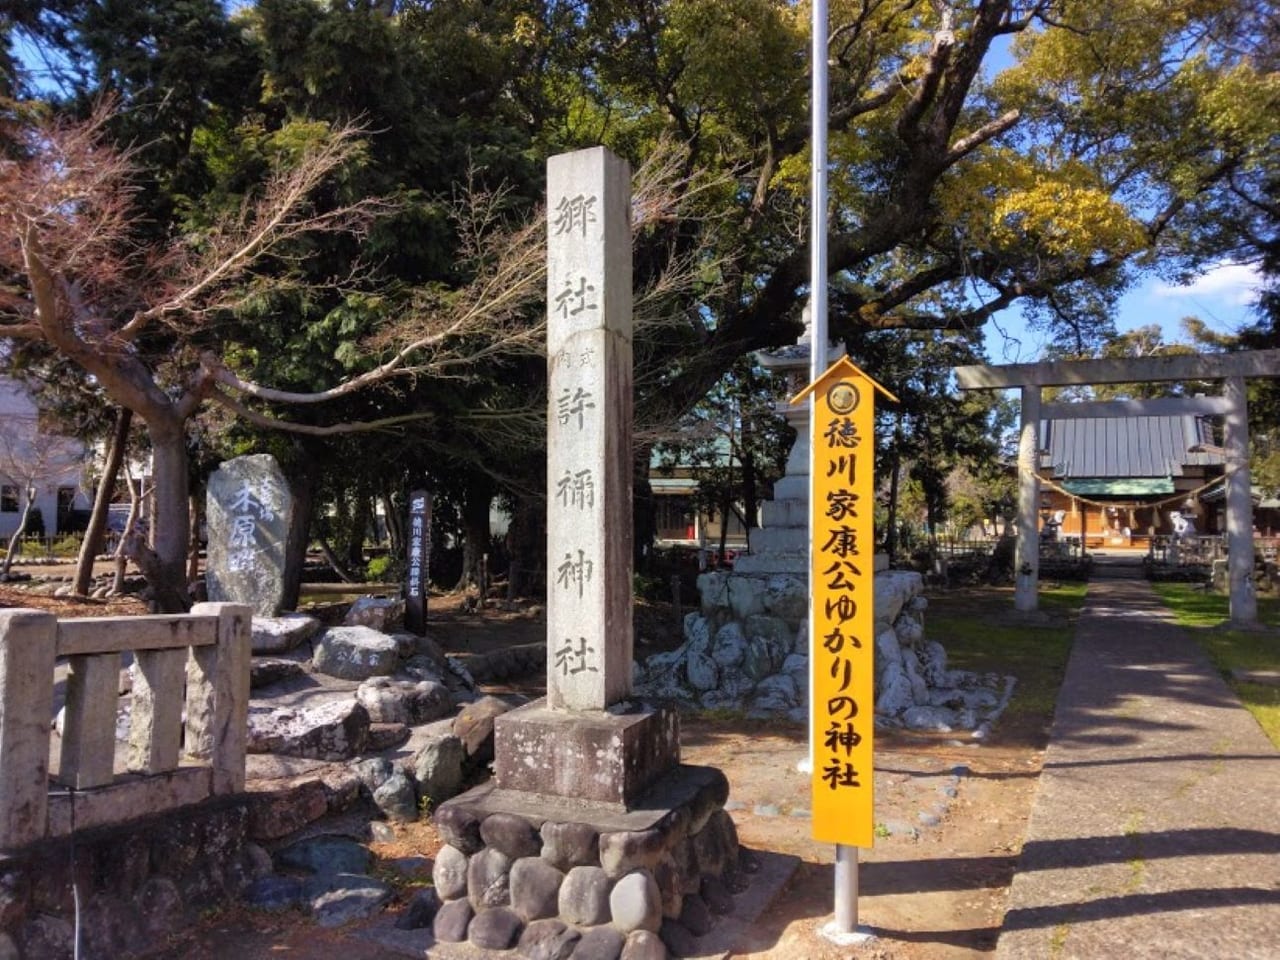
0 378 91 539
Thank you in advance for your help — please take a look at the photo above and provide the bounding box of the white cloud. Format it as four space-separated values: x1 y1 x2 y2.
1151 261 1262 306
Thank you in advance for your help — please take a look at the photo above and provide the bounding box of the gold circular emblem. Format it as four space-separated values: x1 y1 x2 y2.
826 380 860 414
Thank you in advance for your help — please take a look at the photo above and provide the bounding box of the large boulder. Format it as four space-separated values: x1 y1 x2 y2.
356 677 453 725
344 596 406 632
873 570 924 628
251 613 322 654
275 836 372 876
206 453 292 617
250 659 305 689
247 700 370 760
453 695 515 766
762 574 807 623
709 623 747 668
414 735 467 805
313 626 400 680
309 873 395 927
373 771 420 822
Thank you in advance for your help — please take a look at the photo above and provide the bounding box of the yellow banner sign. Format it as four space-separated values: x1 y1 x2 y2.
793 356 896 848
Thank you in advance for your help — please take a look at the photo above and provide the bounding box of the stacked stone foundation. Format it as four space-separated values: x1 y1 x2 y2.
431 764 740 958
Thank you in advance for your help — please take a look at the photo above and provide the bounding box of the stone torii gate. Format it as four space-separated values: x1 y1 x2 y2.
955 349 1280 626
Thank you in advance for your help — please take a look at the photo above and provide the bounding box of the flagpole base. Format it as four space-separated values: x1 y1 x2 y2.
818 921 877 946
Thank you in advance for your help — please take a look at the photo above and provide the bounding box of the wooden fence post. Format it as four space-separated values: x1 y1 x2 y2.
185 603 251 794
0 609 56 848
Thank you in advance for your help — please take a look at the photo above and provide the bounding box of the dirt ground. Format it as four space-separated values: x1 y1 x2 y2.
1 578 1050 959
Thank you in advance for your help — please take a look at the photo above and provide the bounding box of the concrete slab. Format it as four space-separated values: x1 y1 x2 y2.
996 579 1280 960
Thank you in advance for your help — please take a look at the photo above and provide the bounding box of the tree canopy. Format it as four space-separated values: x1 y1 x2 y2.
2 0 1276 602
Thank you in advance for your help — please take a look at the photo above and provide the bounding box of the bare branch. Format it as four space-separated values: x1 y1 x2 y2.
942 109 1022 168
131 123 396 337
205 385 437 435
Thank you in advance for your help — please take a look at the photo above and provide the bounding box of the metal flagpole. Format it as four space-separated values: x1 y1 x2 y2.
809 0 853 933
811 2 871 943
805 0 829 785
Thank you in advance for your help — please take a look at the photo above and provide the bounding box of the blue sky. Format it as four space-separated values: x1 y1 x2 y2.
983 261 1266 363
974 33 1268 364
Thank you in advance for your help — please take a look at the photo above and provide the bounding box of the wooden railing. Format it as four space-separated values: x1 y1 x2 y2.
0 602 250 849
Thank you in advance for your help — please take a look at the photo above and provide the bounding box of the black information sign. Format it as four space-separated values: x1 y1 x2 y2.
405 489 431 634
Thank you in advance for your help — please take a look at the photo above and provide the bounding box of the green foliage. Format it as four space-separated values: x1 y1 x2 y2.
633 572 666 603
856 328 1005 540
7 0 1277 608
366 554 396 583
50 533 82 558
1254 447 1280 499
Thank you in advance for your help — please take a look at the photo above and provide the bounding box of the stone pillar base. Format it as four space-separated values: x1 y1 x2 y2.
430 764 738 954
493 699 679 809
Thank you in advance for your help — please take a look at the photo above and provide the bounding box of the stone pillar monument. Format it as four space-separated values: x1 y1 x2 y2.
430 147 740 956
490 147 677 806
544 147 634 710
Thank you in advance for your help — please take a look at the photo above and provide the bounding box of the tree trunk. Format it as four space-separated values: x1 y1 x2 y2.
505 492 543 598
740 447 759 532
318 538 361 583
454 475 495 592
139 423 192 612
381 488 404 564
113 469 141 593
632 445 656 571
886 417 903 565
187 493 202 584
282 458 318 611
1 488 36 577
343 492 372 571
74 407 132 595
718 482 731 565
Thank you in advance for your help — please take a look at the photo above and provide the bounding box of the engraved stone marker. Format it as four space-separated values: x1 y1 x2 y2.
545 147 633 712
492 146 677 808
405 489 431 635
206 454 292 617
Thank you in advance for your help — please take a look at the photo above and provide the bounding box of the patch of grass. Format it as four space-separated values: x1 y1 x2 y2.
1048 922 1071 956
1150 583 1280 747
928 584 1087 741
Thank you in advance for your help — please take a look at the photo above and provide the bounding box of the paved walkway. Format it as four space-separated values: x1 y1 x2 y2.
997 577 1280 960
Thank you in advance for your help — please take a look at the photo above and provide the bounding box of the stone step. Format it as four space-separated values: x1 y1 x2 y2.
760 499 808 528
731 556 807 575
749 527 809 554
771 476 810 501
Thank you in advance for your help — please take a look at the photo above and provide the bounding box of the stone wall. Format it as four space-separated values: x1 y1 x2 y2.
635 568 1014 735
0 759 376 960
0 799 257 959
426 767 739 956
